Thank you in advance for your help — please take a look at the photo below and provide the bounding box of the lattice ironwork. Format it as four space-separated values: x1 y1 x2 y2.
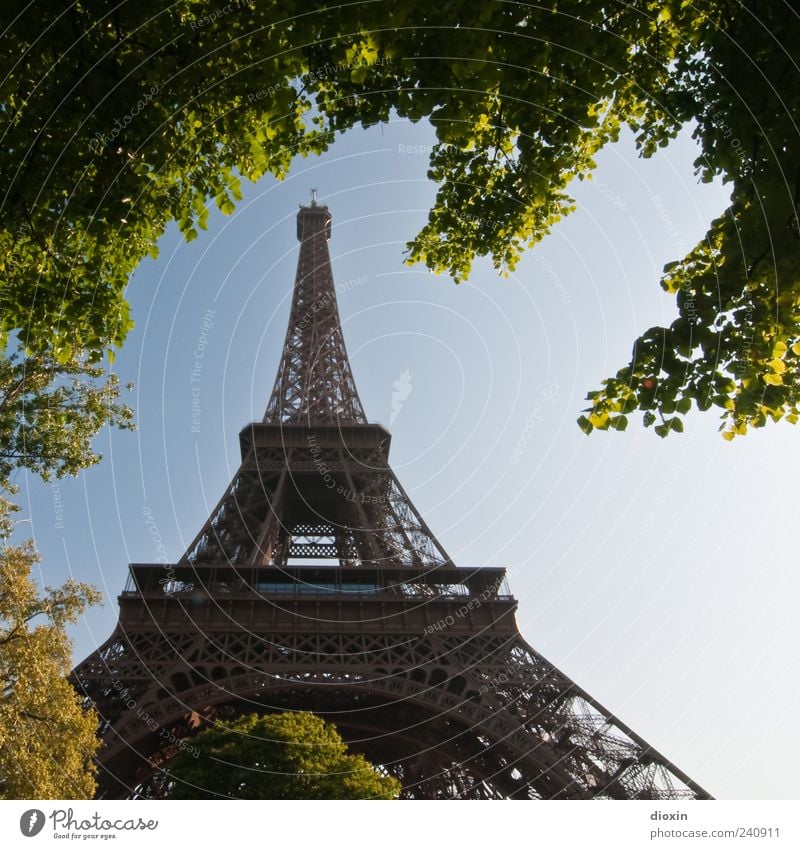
73 577 708 800
72 199 710 801
263 199 365 424
179 427 452 569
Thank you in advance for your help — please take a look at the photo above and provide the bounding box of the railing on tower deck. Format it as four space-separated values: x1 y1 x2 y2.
121 563 512 601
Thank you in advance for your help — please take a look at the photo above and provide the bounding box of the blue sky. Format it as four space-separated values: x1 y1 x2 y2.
18 117 800 800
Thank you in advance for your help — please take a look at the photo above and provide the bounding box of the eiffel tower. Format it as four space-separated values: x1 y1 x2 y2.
73 196 711 800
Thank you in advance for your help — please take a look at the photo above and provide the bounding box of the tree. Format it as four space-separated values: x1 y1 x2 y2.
1 2 798 437
0 537 102 799
0 345 134 511
166 711 401 799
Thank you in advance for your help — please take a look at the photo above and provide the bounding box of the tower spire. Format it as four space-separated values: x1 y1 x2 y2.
263 201 366 424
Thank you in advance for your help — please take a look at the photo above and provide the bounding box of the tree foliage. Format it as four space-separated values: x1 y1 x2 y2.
0 538 102 799
1 2 798 437
0 346 134 503
166 711 401 799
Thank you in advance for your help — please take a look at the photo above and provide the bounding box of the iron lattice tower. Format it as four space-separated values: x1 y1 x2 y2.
73 198 710 800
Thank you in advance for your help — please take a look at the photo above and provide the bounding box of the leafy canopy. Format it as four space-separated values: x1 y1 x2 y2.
166 711 401 799
0 346 134 505
0 538 102 799
1 2 798 437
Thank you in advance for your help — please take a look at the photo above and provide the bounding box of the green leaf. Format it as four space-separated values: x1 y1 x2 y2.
588 411 609 428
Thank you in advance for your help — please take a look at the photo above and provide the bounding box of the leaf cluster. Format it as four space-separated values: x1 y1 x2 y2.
0 539 102 799
167 711 401 799
2 2 799 436
0 346 134 507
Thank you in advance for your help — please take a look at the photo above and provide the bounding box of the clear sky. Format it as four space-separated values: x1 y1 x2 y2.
18 117 800 800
